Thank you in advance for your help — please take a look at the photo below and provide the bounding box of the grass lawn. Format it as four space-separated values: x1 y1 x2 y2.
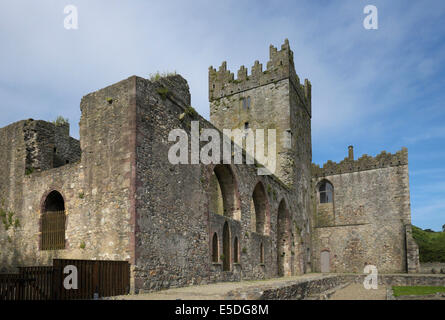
392 286 445 297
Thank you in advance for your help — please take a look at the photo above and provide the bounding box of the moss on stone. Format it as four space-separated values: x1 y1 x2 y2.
157 87 170 100
184 106 197 118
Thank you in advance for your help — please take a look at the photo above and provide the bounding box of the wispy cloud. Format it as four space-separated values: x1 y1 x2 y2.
0 0 445 230
403 127 445 144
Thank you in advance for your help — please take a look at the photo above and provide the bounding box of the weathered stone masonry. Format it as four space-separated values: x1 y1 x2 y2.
0 40 419 293
311 146 420 273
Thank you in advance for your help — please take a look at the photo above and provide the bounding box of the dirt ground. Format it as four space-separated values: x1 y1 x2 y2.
329 283 387 300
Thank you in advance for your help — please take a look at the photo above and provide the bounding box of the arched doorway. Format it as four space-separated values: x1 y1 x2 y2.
233 237 239 263
222 222 231 271
321 250 330 273
41 190 66 250
277 200 291 277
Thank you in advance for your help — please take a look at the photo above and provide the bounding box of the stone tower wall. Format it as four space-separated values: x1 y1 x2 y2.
209 40 313 270
311 147 418 273
130 75 309 292
0 79 135 271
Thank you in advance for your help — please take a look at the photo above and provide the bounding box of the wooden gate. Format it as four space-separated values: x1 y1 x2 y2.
0 259 130 300
52 259 130 300
41 211 66 250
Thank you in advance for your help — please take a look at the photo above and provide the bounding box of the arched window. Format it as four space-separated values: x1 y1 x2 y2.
233 237 239 263
209 172 224 216
223 222 231 271
260 242 264 264
251 182 270 234
277 200 291 276
41 191 66 250
319 181 333 203
212 233 219 263
210 165 241 220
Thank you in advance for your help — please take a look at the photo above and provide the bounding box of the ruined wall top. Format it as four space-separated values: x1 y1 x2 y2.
208 39 311 109
312 146 408 178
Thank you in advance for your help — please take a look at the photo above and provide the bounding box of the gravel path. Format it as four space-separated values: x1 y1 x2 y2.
329 283 387 300
107 275 388 300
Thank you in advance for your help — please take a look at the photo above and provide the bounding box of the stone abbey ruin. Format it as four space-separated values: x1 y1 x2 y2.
0 40 420 293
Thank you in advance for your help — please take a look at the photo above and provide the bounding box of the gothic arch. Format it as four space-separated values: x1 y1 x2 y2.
250 181 270 235
233 236 239 263
277 199 291 277
40 190 66 250
210 165 241 220
315 179 334 204
222 222 231 271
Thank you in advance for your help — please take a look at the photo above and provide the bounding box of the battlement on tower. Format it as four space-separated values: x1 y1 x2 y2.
312 147 408 178
209 39 311 111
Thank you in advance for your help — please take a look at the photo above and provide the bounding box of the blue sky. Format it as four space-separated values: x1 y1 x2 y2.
0 1 444 230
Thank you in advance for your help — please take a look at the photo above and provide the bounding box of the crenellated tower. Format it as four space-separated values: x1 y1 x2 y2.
209 40 312 183
209 38 313 238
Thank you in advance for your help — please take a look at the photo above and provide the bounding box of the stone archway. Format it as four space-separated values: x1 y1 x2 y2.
211 165 241 221
251 182 270 235
41 190 66 250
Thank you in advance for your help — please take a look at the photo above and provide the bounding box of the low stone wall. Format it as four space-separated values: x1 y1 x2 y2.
226 275 350 300
349 273 445 286
420 263 445 274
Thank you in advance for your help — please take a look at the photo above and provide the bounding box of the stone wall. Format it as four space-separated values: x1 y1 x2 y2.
131 75 309 292
23 120 80 172
0 39 418 293
405 224 421 273
209 39 313 273
420 262 445 274
0 73 309 291
227 274 445 300
0 78 135 272
312 148 408 178
311 149 415 273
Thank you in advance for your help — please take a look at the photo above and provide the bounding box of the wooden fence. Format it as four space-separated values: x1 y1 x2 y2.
0 259 130 300
0 274 39 300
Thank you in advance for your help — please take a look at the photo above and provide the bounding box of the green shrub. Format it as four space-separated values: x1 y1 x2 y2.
412 225 445 262
53 116 69 126
184 106 197 118
149 71 177 82
0 203 19 231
